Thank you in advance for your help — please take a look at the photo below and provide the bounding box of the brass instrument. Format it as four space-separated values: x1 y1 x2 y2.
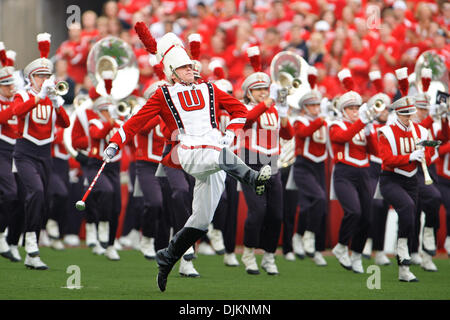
270 51 306 96
116 100 131 118
414 51 448 103
87 36 139 100
48 80 69 96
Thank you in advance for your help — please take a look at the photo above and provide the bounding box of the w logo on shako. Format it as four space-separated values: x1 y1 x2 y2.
177 90 205 111
32 104 52 125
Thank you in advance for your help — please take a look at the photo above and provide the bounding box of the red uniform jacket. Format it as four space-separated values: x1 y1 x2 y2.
0 94 20 145
293 115 327 163
329 118 377 168
12 90 70 145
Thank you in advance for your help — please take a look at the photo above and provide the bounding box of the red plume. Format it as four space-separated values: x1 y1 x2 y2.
188 34 201 60
135 22 157 54
37 33 51 58
213 67 225 79
369 70 383 93
247 46 261 72
338 69 354 91
395 67 409 96
6 50 16 67
307 67 317 89
421 68 432 93
154 63 165 80
0 42 7 67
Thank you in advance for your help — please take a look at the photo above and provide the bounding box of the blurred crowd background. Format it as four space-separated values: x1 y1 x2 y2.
2 0 449 104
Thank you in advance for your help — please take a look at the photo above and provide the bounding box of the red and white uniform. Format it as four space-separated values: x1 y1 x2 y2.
240 102 294 155
87 109 121 162
378 120 432 177
51 125 70 160
12 90 70 145
134 116 165 163
0 94 19 145
329 119 378 168
110 82 248 159
433 118 449 179
293 115 327 163
369 121 385 164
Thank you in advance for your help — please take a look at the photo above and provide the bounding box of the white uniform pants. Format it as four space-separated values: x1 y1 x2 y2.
177 145 226 231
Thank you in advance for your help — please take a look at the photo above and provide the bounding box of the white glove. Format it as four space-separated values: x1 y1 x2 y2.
409 149 424 162
319 98 329 117
364 122 374 136
104 142 119 163
219 130 235 147
277 104 289 118
358 103 374 124
50 95 64 109
38 78 55 100
269 83 288 107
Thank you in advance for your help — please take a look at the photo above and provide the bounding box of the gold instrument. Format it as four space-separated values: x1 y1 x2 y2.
116 100 131 118
48 80 69 96
409 120 433 185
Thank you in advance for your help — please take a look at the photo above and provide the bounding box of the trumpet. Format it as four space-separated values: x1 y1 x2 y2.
116 100 131 117
366 98 386 121
48 81 69 96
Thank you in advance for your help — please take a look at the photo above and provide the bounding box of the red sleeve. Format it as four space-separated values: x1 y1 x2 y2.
55 107 70 128
89 120 113 139
109 90 162 149
294 118 324 139
379 133 410 167
419 116 433 130
12 94 36 117
0 107 14 124
54 128 64 144
438 142 450 156
329 120 365 143
72 119 89 150
280 120 294 140
436 118 449 142
213 83 248 133
243 102 267 129
138 116 160 135
366 131 379 156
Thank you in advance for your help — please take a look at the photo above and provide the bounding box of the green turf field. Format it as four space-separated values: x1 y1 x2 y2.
1 247 449 300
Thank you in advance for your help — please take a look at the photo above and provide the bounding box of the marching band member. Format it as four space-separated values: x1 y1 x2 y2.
377 67 433 282
364 94 392 266
107 27 271 292
239 46 294 275
0 43 20 261
409 90 442 271
134 82 167 260
292 89 328 266
86 94 122 261
12 33 70 269
211 76 240 266
71 87 100 250
47 123 71 250
330 69 378 274
362 70 392 266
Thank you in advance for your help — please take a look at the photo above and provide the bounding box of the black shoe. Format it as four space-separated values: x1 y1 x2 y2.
1 251 14 261
156 249 171 292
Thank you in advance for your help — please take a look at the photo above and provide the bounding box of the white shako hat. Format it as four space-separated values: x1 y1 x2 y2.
214 79 233 94
156 32 193 83
298 90 322 109
391 96 417 115
24 33 53 80
337 90 362 113
0 42 15 85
